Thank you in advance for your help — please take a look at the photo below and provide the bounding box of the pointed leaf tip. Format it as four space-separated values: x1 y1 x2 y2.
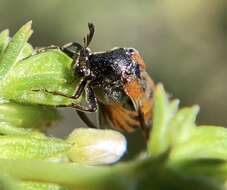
0 21 33 80
20 21 33 36
0 29 10 56
0 29 9 36
24 20 32 28
192 105 200 115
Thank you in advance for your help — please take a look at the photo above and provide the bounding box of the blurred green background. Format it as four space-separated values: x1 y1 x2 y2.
0 0 226 155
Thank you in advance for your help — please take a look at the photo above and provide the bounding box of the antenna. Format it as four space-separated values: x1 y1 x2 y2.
83 22 95 48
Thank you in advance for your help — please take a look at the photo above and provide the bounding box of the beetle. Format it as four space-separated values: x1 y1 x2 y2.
37 23 155 140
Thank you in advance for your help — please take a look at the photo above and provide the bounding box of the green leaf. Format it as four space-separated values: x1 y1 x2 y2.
0 50 81 106
0 174 20 190
0 27 33 62
18 42 33 60
148 85 200 158
0 101 60 135
167 106 199 146
0 135 71 160
148 84 179 156
0 21 33 80
171 158 227 183
135 157 223 190
0 22 82 107
0 122 33 135
20 181 68 190
170 126 227 162
0 29 9 57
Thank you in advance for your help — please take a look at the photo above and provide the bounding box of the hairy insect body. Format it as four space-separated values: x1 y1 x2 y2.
42 23 155 140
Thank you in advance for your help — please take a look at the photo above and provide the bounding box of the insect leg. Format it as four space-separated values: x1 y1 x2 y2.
57 85 98 112
58 90 98 128
73 78 88 98
60 42 83 58
86 85 98 111
31 77 88 100
61 42 83 50
76 110 97 128
36 45 59 53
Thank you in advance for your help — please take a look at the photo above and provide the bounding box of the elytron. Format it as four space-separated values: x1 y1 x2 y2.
38 23 155 140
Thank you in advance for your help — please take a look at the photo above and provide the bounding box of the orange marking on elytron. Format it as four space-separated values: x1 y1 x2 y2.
131 52 146 69
123 79 144 102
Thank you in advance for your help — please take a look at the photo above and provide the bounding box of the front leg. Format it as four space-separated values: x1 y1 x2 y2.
60 42 83 58
76 110 97 128
59 86 98 129
31 77 88 100
36 45 59 53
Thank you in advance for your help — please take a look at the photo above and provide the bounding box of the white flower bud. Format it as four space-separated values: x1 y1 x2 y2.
67 128 127 165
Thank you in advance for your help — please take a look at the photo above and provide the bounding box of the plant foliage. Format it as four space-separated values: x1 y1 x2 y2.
0 22 227 190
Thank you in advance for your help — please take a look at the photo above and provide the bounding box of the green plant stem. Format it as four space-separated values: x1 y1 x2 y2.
0 159 132 190
0 174 20 190
0 157 224 190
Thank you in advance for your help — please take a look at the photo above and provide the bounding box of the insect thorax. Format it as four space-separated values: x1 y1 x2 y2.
89 48 139 109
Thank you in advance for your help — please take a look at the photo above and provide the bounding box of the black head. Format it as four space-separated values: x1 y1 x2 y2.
60 23 95 78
